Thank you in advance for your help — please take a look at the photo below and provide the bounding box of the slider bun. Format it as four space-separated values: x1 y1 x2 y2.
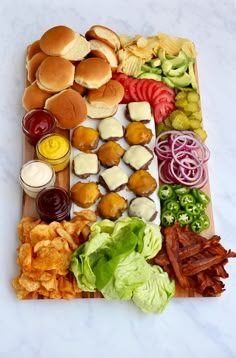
85 25 121 52
40 25 90 61
75 57 112 89
22 81 52 111
40 25 77 56
36 56 75 92
89 39 118 70
84 97 118 119
71 81 87 96
86 80 124 108
26 51 48 83
27 40 41 61
45 88 87 129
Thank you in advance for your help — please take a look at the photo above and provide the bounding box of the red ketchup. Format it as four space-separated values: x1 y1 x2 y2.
22 108 56 146
36 187 71 222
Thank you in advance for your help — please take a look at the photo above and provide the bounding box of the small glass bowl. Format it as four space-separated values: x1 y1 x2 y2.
35 186 72 222
36 133 71 172
19 160 56 198
22 108 56 146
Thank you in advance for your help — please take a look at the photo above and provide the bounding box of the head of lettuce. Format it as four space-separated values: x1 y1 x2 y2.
70 217 175 313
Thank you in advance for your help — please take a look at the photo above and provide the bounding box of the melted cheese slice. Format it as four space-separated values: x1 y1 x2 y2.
73 153 98 175
123 145 153 170
98 117 123 140
101 166 128 191
129 197 156 221
128 102 152 121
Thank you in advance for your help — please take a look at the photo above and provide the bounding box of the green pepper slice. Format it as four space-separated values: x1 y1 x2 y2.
158 184 174 201
192 188 210 206
198 213 210 230
195 202 206 213
164 200 180 214
185 203 201 216
180 193 196 207
174 186 190 196
176 210 193 226
161 209 176 227
190 219 204 233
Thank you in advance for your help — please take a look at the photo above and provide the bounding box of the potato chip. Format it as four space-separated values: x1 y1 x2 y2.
18 273 40 292
17 243 32 271
12 210 97 300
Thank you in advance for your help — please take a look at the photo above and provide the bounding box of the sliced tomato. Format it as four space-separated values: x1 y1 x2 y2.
151 86 175 105
128 79 140 102
140 80 151 102
153 102 176 123
146 80 164 102
135 79 145 101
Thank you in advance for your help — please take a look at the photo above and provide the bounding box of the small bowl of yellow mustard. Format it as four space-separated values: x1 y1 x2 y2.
36 133 71 172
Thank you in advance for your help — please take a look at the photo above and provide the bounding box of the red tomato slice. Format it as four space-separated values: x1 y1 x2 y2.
151 86 175 105
128 79 140 102
135 79 145 101
141 80 151 102
146 80 165 102
153 102 176 123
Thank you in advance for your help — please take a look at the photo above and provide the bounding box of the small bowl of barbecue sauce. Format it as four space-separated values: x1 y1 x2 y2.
36 186 71 223
22 108 56 146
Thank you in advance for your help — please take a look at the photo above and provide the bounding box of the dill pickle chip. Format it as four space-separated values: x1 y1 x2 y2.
172 113 190 130
175 99 188 109
184 102 200 114
189 119 201 129
194 128 207 141
187 91 200 103
175 91 187 101
189 111 202 121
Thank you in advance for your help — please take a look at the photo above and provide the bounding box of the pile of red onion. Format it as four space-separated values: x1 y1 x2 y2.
154 130 210 188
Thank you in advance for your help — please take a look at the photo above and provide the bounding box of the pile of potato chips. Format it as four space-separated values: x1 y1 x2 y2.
12 211 97 299
117 32 197 77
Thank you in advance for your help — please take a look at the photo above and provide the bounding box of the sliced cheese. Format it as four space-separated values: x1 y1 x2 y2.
100 166 128 191
98 117 123 140
73 153 98 175
123 145 153 170
128 102 152 121
129 197 156 221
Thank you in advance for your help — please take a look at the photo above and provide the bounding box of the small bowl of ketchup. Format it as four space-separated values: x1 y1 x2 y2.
22 108 56 146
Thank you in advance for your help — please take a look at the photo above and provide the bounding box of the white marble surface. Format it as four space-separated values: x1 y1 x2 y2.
1 0 236 357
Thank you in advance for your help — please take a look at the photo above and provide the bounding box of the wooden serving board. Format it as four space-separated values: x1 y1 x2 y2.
21 58 215 298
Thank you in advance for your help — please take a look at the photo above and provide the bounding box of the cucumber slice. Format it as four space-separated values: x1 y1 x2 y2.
137 72 162 81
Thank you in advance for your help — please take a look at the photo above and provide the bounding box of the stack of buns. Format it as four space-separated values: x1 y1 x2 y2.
22 24 123 129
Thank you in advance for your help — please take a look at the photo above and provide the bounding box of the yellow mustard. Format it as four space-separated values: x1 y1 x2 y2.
36 134 71 172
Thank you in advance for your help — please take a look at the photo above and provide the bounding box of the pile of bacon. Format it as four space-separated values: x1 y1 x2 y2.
153 222 236 296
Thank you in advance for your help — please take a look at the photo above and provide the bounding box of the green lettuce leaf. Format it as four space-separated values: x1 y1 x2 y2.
132 265 175 313
140 222 163 260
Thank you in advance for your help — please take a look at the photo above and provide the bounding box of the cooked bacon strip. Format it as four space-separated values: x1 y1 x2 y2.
164 225 190 289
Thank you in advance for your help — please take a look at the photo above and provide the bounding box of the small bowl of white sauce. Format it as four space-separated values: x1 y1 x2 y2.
19 160 56 198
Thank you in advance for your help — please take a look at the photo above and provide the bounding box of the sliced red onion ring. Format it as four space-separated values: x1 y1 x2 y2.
154 130 210 188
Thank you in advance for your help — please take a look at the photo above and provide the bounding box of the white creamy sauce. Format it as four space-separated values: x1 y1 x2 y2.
98 117 123 140
73 153 98 175
123 145 153 170
21 161 53 187
129 197 156 220
128 102 152 121
101 166 128 191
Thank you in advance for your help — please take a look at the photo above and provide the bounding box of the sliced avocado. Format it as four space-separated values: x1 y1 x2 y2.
141 64 162 74
158 48 167 62
149 58 161 67
168 63 188 77
167 72 192 88
162 76 175 88
137 72 162 81
161 60 173 75
168 50 189 68
188 62 198 90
